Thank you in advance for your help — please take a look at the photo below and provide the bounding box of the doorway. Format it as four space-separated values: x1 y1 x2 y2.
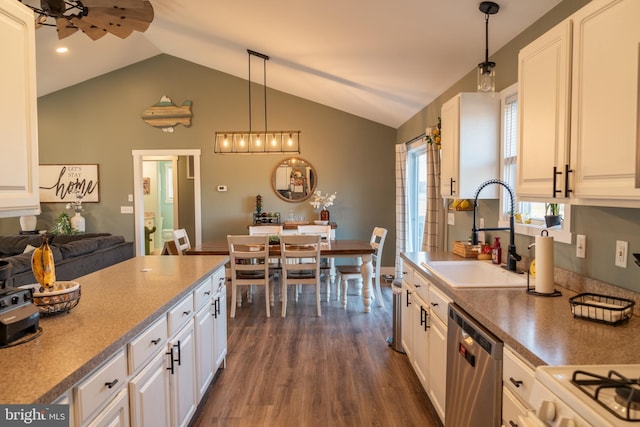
132 149 202 256
142 156 178 254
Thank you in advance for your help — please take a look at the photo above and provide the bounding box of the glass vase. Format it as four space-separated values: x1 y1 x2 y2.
320 208 330 222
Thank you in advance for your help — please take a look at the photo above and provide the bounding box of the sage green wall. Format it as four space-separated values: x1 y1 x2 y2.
398 0 640 294
0 54 396 266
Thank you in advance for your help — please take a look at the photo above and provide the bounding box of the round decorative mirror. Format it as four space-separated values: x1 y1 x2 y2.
272 157 317 202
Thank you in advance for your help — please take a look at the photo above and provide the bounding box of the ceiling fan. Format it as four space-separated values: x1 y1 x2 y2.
18 0 154 40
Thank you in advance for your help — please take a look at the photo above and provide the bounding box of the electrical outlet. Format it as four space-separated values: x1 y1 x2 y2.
615 240 628 268
576 234 586 258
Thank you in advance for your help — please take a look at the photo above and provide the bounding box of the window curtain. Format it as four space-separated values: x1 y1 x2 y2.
394 143 407 279
422 144 443 252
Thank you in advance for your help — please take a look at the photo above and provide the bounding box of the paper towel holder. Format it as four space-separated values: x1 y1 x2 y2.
526 230 562 297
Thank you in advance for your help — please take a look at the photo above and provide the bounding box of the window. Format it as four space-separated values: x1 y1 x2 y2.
406 142 427 252
499 83 571 243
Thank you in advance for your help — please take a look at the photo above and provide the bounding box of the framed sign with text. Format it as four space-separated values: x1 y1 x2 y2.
39 164 100 202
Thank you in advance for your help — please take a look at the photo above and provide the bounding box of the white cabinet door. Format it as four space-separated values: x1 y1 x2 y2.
195 303 215 400
0 0 39 217
212 280 227 370
86 389 129 427
427 313 447 424
410 294 429 390
570 0 640 203
129 351 171 427
517 19 572 201
440 93 500 199
400 278 413 359
168 321 197 427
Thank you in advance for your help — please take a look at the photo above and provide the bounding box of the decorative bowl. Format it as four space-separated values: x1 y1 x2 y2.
313 220 329 225
21 281 81 315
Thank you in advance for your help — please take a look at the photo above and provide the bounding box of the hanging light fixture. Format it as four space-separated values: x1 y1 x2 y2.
214 49 301 154
477 1 500 92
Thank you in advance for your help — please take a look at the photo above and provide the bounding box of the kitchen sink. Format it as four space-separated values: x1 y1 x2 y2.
421 260 527 288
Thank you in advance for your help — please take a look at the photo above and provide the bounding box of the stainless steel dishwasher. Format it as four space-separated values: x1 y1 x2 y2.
445 304 503 427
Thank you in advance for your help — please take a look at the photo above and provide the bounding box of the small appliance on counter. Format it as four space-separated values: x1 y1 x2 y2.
0 287 40 346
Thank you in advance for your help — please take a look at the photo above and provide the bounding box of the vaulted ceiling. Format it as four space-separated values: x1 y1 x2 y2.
28 0 562 128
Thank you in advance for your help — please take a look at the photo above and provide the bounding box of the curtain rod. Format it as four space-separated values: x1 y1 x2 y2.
403 132 426 146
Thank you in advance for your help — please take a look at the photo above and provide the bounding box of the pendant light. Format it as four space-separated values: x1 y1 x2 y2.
215 49 301 154
477 1 500 92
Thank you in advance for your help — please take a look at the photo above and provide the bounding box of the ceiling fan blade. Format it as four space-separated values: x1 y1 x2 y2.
84 1 153 33
80 13 134 38
55 17 79 39
81 0 147 8
70 17 107 40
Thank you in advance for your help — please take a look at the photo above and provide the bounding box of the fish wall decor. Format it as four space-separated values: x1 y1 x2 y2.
141 96 193 132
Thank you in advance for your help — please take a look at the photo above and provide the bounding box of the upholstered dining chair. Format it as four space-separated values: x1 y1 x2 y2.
336 227 387 309
172 229 191 255
280 234 322 317
297 224 334 300
227 235 275 318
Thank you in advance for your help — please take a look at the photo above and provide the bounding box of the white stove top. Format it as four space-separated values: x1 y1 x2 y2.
536 365 640 427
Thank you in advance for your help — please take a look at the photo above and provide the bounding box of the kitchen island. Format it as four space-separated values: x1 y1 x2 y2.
0 255 228 407
402 251 640 367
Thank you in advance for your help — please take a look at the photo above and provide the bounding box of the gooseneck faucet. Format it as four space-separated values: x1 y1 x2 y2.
471 179 521 272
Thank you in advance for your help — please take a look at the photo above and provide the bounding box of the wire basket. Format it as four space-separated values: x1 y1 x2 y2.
569 293 634 326
21 281 81 316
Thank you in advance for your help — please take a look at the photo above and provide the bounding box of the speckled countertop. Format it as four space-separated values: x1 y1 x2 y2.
402 252 640 367
0 255 228 404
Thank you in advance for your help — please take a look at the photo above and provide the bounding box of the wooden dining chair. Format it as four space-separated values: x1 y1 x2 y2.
297 224 334 300
280 234 322 317
227 235 275 318
336 227 387 309
172 229 191 255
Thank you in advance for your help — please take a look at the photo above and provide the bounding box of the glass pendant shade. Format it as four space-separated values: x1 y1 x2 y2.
477 63 496 92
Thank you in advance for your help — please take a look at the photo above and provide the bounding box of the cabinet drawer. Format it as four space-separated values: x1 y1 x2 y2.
503 347 535 405
128 316 168 374
428 285 451 323
75 350 127 425
502 386 529 427
193 277 213 311
413 273 429 303
401 265 414 286
167 294 194 337
212 267 226 293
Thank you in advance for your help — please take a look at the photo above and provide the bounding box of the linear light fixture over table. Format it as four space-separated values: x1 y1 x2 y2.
214 50 301 154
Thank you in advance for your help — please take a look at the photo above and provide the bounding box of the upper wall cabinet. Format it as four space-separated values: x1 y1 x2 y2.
0 1 40 217
441 93 500 199
518 0 640 206
517 19 572 201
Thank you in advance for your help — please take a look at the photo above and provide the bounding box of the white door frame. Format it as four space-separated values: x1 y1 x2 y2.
132 149 202 256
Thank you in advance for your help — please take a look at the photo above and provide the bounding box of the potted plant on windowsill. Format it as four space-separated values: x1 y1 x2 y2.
544 203 562 228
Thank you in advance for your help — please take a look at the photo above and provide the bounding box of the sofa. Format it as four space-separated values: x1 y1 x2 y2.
0 233 134 287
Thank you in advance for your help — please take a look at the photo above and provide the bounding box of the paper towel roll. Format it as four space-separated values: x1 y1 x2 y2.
534 234 555 294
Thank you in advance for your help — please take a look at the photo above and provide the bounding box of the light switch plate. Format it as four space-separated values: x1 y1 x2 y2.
576 234 586 258
448 212 455 225
120 206 134 214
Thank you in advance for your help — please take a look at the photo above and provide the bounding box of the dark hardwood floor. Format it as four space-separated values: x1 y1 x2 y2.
191 279 443 427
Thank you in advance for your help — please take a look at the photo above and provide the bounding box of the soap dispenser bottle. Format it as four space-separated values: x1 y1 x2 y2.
492 237 501 265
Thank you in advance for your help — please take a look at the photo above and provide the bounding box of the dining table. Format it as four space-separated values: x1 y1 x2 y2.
186 239 377 312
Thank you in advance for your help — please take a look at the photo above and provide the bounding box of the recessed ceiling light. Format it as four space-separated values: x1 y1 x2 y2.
55 47 68 54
